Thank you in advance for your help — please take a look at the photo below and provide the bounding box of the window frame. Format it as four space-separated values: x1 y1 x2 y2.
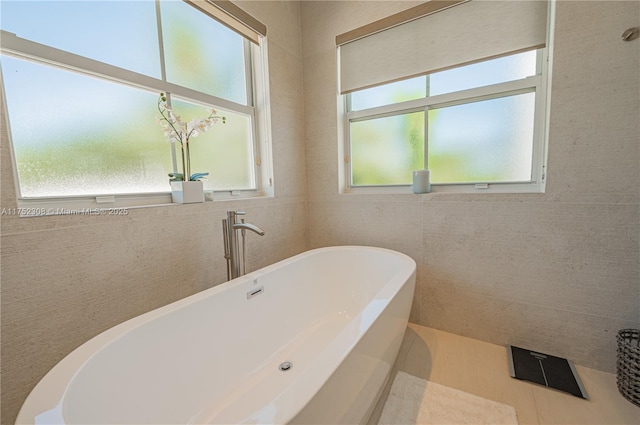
341 48 551 195
0 0 273 216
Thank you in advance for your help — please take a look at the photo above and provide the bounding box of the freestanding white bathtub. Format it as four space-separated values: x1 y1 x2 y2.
16 246 416 425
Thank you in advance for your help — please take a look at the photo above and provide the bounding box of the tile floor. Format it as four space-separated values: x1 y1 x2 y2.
368 324 640 425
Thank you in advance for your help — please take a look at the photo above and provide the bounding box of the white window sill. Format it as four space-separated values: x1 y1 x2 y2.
11 190 272 217
342 181 545 196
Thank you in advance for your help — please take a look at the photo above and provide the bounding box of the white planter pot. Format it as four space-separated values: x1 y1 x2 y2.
170 180 204 204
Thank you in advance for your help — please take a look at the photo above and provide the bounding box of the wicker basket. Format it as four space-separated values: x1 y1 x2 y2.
616 329 640 407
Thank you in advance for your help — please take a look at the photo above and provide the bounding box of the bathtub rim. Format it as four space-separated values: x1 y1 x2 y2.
15 245 416 425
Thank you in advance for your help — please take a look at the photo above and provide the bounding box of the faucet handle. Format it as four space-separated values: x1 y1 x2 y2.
226 210 245 223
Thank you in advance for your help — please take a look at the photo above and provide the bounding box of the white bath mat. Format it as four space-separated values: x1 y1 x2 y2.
378 371 518 425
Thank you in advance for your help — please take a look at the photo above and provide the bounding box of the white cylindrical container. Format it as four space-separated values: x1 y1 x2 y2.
412 169 431 193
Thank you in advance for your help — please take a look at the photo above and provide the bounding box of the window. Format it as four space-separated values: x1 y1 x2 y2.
347 50 544 189
1 0 271 211
338 0 552 193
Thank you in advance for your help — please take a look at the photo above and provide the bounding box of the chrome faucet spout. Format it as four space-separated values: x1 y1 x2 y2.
233 222 265 236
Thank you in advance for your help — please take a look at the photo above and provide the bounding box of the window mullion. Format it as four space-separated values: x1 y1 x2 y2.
344 95 357 189
155 0 167 82
244 40 254 107
348 102 426 121
427 76 539 106
424 72 429 173
424 106 429 170
531 49 548 185
426 73 431 97
154 0 178 174
348 75 540 121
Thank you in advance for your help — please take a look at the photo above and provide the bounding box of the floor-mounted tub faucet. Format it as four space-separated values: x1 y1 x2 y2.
222 211 265 280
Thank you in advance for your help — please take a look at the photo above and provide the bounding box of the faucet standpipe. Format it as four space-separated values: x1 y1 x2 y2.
222 211 265 280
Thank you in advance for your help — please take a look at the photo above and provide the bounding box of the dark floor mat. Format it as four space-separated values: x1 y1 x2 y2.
507 345 589 399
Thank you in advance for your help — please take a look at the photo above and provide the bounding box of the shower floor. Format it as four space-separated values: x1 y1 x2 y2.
368 324 639 425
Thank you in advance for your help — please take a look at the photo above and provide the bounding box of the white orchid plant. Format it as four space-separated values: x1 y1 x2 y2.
156 93 226 182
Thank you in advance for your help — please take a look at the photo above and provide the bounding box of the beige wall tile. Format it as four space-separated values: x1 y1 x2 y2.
269 42 307 199
236 1 303 57
545 0 639 204
300 1 422 59
308 199 423 261
419 202 639 320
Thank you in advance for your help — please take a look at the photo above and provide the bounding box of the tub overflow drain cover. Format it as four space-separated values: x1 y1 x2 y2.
279 361 293 371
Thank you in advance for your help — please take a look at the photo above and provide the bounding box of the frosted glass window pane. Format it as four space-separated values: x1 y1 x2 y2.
170 99 255 190
428 93 535 183
2 56 172 197
0 0 161 78
350 76 426 111
430 50 537 96
350 112 424 186
161 1 247 105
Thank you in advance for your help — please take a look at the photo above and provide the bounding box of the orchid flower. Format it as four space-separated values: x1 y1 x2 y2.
156 93 226 181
